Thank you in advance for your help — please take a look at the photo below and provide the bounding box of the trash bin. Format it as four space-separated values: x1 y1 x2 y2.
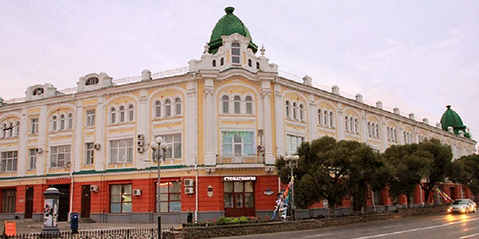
70 212 79 233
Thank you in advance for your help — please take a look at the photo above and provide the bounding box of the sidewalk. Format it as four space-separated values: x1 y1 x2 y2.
2 219 182 235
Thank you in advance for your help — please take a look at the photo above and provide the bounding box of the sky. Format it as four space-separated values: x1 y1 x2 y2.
0 1 478 149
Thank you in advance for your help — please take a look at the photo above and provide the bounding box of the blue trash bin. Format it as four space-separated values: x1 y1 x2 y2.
70 212 79 233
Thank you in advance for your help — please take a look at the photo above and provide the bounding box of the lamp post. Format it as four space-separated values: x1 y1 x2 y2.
284 154 299 220
150 136 168 239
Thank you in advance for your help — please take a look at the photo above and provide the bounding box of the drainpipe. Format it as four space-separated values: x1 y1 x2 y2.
195 161 198 223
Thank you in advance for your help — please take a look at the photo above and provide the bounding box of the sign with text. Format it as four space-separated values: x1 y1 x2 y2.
223 176 257 181
3 221 16 236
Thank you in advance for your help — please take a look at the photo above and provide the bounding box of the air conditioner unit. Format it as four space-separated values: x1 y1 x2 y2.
137 134 145 147
94 143 101 150
257 145 264 151
137 147 144 153
35 148 43 154
184 179 194 187
90 185 99 192
185 187 194 195
132 189 142 196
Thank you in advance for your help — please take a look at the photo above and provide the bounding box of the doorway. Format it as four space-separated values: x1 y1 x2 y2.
81 185 91 218
224 181 255 217
24 187 33 218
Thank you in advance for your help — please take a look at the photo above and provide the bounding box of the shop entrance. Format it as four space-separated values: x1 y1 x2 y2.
224 180 255 217
25 187 33 218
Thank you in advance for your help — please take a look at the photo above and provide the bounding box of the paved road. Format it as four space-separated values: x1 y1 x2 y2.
218 213 479 239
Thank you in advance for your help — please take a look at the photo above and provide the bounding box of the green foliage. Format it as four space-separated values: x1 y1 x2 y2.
277 136 385 216
216 217 232 224
451 154 479 195
383 139 453 205
239 216 249 222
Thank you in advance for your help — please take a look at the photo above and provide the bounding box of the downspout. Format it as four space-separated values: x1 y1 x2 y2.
195 162 198 223
69 92 77 222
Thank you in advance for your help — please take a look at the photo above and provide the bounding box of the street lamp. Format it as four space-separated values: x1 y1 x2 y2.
284 154 299 220
150 136 168 239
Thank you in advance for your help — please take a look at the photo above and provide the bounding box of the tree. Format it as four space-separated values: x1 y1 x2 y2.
383 144 427 206
451 154 479 195
383 139 453 206
417 139 453 205
276 136 382 217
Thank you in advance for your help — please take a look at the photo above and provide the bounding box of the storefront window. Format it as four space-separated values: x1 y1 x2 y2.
158 181 181 212
110 184 132 213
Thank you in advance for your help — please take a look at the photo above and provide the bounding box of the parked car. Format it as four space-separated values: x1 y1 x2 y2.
447 199 477 214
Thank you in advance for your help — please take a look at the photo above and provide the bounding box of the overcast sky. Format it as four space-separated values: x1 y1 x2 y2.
0 1 477 148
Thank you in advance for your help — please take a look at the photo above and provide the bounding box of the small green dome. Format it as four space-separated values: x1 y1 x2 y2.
208 7 258 54
440 105 469 137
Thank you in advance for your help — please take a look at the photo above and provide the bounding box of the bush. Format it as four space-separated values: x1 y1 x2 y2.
239 216 249 223
217 217 232 224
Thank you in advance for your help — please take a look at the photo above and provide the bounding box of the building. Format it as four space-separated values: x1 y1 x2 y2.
0 7 476 223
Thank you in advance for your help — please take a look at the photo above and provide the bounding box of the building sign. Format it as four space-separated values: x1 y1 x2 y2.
223 176 257 181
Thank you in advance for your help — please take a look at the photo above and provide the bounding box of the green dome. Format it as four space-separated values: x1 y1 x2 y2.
208 7 258 54
440 105 469 137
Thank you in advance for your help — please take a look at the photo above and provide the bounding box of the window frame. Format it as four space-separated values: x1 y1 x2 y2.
50 145 71 168
85 143 94 165
109 138 134 164
86 110 95 127
110 184 132 213
0 151 18 172
158 181 181 213
28 149 36 170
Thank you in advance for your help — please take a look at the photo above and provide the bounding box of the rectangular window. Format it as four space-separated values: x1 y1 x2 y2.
110 184 132 213
157 181 181 212
110 139 133 163
50 145 71 168
224 181 254 209
0 151 18 172
163 134 182 159
2 189 16 213
86 110 95 127
222 131 254 157
232 43 240 64
85 143 94 165
28 149 36 170
286 135 303 154
30 118 39 134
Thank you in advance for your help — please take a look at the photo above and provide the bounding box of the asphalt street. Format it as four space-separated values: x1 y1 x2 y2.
217 212 479 239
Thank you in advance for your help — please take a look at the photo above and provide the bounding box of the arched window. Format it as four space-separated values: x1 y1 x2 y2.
318 109 323 125
1 123 5 138
14 121 20 137
232 42 240 64
175 98 182 115
368 122 371 136
220 58 224 66
349 118 354 133
7 122 13 137
293 102 297 120
165 99 172 117
234 96 241 114
354 119 358 133
155 101 161 118
222 95 229 113
285 101 290 118
345 116 349 132
329 112 334 128
245 96 252 114
212 60 216 67
248 59 252 67
119 106 125 122
86 77 99 85
52 116 58 131
256 62 260 69
393 129 397 142
110 107 116 124
324 110 328 126
60 115 65 131
299 104 304 121
129 105 134 121
68 113 73 129
33 87 44 95
375 124 380 138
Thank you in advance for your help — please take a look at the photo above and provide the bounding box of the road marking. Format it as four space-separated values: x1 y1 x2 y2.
460 233 479 239
351 218 479 239
303 233 333 238
381 225 397 229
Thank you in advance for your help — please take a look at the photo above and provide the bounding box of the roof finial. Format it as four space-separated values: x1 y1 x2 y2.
260 45 266 56
225 7 235 14
446 105 451 109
